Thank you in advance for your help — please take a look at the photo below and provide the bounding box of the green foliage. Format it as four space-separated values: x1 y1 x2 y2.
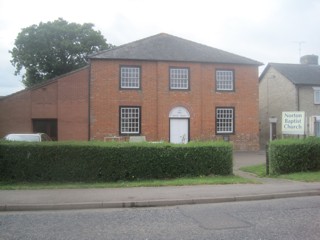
10 18 114 87
240 164 320 182
0 141 233 182
240 164 267 177
269 137 320 174
0 176 252 190
275 171 320 182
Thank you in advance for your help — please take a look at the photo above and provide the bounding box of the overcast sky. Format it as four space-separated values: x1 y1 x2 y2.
1 0 319 96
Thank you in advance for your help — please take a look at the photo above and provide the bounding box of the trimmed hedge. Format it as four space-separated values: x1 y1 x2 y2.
269 137 320 174
0 141 233 182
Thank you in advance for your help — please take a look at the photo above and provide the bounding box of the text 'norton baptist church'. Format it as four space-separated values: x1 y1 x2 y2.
282 112 305 134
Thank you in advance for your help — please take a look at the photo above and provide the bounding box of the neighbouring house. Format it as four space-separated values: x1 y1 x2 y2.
259 55 320 146
0 33 262 150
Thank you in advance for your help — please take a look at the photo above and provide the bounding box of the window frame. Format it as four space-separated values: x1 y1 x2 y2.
215 69 235 92
313 87 320 104
215 107 235 134
119 66 141 90
169 67 190 90
119 106 141 135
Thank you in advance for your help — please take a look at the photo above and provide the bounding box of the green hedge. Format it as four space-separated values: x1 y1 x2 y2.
269 137 320 174
0 141 233 182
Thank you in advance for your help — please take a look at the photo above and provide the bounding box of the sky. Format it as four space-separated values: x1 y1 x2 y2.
0 0 320 96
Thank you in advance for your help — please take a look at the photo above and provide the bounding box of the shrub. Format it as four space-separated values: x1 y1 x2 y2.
0 141 233 182
269 137 320 174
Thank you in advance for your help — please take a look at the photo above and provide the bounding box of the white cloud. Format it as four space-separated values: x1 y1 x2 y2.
0 0 319 95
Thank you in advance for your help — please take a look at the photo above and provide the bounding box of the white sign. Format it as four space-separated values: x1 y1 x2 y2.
282 111 305 135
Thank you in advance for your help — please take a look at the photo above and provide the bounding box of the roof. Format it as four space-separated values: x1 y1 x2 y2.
260 63 320 85
90 33 262 66
0 66 89 100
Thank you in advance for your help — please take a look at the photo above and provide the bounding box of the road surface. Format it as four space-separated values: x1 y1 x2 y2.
1 196 319 240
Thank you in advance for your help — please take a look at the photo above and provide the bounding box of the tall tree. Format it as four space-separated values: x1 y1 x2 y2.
10 18 113 87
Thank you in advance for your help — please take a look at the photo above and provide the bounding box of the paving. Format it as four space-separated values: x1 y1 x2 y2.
0 151 319 211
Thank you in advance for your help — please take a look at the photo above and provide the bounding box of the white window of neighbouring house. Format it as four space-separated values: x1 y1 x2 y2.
120 107 141 134
316 118 320 137
216 70 234 91
120 66 141 89
216 107 234 134
313 87 320 104
170 68 189 90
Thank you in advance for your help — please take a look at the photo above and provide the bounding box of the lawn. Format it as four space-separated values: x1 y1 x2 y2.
240 164 320 182
0 175 256 190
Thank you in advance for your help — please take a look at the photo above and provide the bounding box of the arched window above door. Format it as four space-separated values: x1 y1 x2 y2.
169 107 190 118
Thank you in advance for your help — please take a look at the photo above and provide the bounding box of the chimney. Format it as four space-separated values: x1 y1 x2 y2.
300 55 318 65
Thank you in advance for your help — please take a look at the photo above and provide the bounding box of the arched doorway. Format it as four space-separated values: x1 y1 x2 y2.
169 107 190 144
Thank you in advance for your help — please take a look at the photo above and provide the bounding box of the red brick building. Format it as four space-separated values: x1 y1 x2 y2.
0 67 89 141
0 33 261 150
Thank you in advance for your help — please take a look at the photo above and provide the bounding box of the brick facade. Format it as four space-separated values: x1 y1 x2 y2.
90 60 260 151
0 34 260 150
0 67 89 140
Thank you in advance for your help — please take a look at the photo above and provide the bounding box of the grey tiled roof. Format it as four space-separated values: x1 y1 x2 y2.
90 33 262 65
266 63 320 85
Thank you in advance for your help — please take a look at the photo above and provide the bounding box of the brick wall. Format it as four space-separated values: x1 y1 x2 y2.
90 60 260 150
0 91 32 137
1 60 259 150
57 67 89 140
0 67 89 140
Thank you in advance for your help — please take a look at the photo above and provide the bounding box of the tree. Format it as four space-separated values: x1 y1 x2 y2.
10 18 113 87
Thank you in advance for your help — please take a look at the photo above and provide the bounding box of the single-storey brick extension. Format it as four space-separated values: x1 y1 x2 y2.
0 33 262 150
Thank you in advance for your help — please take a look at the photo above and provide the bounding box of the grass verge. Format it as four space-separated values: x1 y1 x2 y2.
0 175 255 190
240 164 320 182
240 164 267 177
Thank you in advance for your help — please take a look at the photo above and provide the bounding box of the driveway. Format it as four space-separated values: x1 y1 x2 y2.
233 151 300 184
233 151 266 170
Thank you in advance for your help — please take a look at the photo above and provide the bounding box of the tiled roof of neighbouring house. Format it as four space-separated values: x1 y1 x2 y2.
264 63 320 85
90 33 262 66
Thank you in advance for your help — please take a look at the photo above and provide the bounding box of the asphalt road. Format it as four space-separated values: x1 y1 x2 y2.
1 196 319 240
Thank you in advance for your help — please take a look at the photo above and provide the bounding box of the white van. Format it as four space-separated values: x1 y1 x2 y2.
4 133 52 142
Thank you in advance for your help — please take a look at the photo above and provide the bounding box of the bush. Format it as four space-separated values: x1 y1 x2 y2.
0 141 233 182
269 137 320 174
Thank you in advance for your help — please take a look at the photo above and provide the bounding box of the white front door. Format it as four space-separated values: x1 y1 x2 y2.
170 119 189 144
